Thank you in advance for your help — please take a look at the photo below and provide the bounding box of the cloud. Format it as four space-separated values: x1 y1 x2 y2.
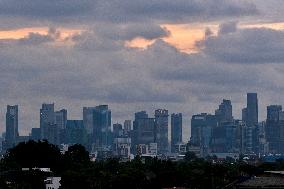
201 27 284 63
218 21 238 35
1 23 284 141
0 0 258 29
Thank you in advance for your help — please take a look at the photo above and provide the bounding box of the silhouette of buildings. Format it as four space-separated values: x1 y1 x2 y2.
171 113 182 153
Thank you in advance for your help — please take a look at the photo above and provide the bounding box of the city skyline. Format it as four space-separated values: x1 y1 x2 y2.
2 92 284 140
1 1 284 141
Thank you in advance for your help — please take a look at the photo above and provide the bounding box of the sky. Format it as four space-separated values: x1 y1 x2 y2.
1 0 284 141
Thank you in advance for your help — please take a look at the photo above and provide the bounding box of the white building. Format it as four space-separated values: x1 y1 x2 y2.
45 177 61 189
113 138 131 159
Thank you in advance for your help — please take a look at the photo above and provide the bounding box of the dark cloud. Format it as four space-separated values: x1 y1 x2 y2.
202 27 284 63
0 27 283 141
0 0 94 19
218 21 238 35
0 0 257 28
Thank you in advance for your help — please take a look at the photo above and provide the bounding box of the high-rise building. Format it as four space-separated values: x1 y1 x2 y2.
93 105 112 149
155 109 169 155
55 109 67 130
66 120 86 146
243 93 258 153
242 108 247 122
246 93 258 125
83 107 96 135
123 120 132 135
133 111 155 147
113 123 123 138
40 103 61 145
171 113 182 153
4 105 18 150
55 109 67 144
267 105 282 122
40 103 55 140
215 99 233 124
266 105 284 153
191 113 217 156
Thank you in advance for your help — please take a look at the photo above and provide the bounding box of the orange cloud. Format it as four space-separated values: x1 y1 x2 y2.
125 23 218 53
126 22 284 54
0 27 82 40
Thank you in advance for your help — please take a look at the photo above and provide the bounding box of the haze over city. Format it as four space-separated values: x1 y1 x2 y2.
1 0 284 141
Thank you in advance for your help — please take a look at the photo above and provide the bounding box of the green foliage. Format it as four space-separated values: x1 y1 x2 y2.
2 140 62 172
63 144 90 170
1 141 280 189
184 151 197 161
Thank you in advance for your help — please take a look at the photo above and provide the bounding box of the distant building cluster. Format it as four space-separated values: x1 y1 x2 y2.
1 104 183 160
189 93 284 158
2 92 284 160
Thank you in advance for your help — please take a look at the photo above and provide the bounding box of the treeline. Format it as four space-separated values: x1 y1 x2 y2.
0 141 280 189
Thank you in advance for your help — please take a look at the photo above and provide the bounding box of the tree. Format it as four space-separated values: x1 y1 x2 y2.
2 140 62 172
184 151 197 162
63 144 90 169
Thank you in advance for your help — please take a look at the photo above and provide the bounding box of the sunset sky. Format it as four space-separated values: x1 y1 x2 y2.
1 0 284 140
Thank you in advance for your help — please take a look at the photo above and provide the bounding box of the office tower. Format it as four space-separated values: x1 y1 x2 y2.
55 109 67 130
155 109 169 155
191 113 217 156
40 103 60 145
83 107 96 135
55 109 67 144
124 120 132 135
247 93 258 125
66 120 86 146
31 128 41 141
171 113 182 153
266 105 283 153
258 121 268 155
243 93 258 153
5 105 18 150
40 103 55 139
267 105 282 121
113 123 123 138
215 99 233 124
132 111 155 148
93 105 112 149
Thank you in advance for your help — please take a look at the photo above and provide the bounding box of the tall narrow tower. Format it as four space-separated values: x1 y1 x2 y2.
5 105 18 149
155 109 169 155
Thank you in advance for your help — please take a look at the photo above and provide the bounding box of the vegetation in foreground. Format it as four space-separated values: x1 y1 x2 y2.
0 141 282 189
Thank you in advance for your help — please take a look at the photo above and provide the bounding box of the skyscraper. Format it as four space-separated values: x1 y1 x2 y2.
55 109 67 130
155 109 169 154
124 120 132 133
55 109 67 144
66 120 86 146
133 111 155 147
83 107 96 135
243 93 258 153
191 113 217 156
266 105 283 153
40 103 58 144
247 93 258 126
215 99 233 124
113 123 123 138
5 105 18 150
93 105 112 149
171 113 182 153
